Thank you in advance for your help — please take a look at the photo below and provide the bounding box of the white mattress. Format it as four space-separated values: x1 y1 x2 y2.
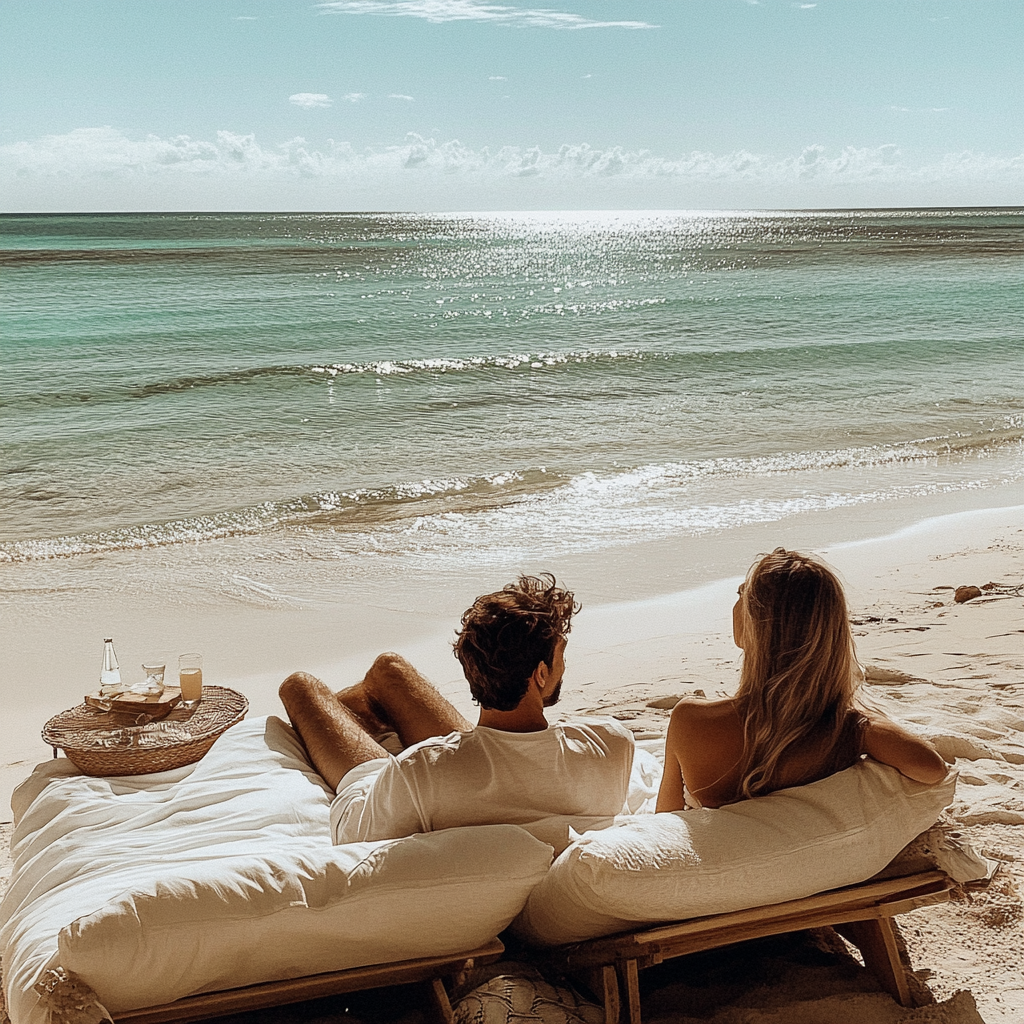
0 716 553 1024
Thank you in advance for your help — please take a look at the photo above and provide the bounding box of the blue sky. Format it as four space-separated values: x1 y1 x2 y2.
1 0 1021 210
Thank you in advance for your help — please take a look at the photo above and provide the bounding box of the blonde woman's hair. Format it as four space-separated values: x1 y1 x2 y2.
734 548 859 799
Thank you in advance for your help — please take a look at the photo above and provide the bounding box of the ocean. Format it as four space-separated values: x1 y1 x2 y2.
2 209 1022 607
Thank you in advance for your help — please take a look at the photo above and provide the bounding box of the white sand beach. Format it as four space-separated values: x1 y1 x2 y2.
2 503 1022 1023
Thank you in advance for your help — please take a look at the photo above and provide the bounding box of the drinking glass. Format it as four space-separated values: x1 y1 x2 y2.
178 653 203 709
140 660 166 696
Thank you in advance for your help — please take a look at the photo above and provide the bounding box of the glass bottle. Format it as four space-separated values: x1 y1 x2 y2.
100 638 122 694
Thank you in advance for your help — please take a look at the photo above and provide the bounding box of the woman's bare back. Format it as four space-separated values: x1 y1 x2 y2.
656 695 947 812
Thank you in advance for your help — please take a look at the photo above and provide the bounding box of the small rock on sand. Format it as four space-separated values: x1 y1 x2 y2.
646 695 682 710
955 586 983 603
863 665 921 684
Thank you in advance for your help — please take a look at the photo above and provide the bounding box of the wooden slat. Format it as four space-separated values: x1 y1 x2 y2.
427 976 456 1024
651 887 952 961
568 965 621 1023
599 965 622 1024
113 939 504 1024
557 871 950 968
627 871 949 946
566 964 621 1023
651 879 953 960
619 960 641 1024
836 919 911 1006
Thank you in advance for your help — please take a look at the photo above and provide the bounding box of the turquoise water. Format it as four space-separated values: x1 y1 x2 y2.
2 209 1022 582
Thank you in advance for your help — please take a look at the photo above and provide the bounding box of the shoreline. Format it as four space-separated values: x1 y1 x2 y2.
3 499 1021 819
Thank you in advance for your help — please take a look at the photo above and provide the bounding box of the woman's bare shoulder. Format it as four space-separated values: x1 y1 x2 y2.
671 696 737 726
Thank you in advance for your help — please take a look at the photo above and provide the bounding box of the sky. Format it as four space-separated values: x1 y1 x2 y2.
1 0 1021 211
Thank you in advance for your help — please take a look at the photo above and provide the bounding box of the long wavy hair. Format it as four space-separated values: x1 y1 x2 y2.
733 548 860 799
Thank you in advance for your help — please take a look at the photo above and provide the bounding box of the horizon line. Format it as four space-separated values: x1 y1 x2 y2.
4 205 1024 217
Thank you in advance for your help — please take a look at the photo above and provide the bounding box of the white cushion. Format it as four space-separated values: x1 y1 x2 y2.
513 759 955 946
59 825 552 1012
0 716 553 1024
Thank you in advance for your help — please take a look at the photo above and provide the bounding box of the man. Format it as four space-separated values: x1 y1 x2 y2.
280 574 635 844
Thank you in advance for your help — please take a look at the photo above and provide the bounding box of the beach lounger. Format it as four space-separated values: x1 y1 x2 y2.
0 718 552 1024
511 762 987 1024
110 938 505 1024
552 869 955 1023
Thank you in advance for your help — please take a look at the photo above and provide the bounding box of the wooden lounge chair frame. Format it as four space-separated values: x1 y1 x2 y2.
111 938 505 1024
551 870 955 1024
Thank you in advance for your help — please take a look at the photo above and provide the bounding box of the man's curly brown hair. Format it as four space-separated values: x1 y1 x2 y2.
453 574 579 711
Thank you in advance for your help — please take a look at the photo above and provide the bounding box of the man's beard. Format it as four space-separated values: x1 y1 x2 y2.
542 680 562 707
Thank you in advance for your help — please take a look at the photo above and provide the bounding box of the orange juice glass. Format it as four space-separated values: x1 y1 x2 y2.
178 653 203 708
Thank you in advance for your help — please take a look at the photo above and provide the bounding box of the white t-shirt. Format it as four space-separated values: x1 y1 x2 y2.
330 715 635 845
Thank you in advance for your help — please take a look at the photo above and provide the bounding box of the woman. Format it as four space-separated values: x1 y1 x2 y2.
656 548 947 812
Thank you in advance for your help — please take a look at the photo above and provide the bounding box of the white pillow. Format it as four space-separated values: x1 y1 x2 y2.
58 824 553 1014
0 716 552 1023
513 759 956 946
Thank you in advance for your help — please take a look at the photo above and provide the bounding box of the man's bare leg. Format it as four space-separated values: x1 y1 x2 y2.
337 652 471 748
334 679 391 739
280 672 386 791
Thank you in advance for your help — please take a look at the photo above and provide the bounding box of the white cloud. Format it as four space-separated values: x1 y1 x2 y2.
342 92 367 103
3 128 1021 211
795 4 816 8
489 75 507 80
889 105 952 114
389 93 415 101
316 1 656 30
289 93 333 108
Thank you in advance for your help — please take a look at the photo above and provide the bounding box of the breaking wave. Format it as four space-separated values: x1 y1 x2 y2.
3 431 1020 564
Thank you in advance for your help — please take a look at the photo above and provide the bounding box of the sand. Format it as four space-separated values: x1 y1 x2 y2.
1 504 1022 1023
546 506 1024 1024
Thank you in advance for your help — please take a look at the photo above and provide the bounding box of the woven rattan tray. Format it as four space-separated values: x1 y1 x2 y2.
42 685 248 777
